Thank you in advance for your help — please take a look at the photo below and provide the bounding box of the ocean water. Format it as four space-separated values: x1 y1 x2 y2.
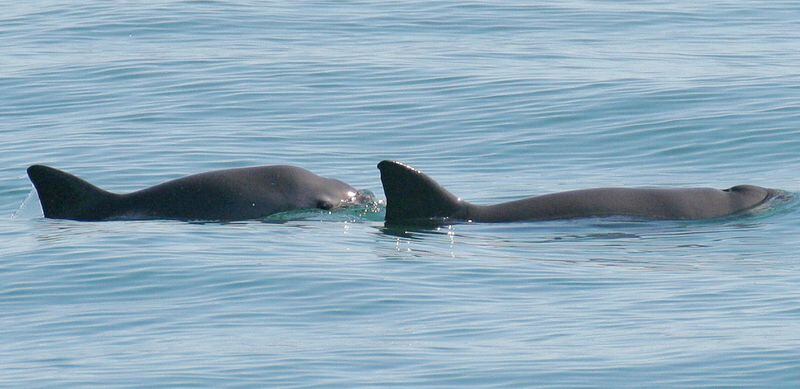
2 1 800 386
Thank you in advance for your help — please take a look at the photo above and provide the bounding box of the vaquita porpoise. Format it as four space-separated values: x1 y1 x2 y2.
27 165 372 221
377 160 777 225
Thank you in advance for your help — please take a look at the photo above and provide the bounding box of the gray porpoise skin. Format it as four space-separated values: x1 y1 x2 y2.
378 160 776 225
27 165 370 221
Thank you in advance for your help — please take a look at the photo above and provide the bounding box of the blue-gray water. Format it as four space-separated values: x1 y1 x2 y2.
3 1 800 387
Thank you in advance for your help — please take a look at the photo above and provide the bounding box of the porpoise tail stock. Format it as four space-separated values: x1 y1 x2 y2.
377 160 776 225
27 164 371 222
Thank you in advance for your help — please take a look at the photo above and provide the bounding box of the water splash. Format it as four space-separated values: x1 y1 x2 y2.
11 188 42 220
264 195 385 223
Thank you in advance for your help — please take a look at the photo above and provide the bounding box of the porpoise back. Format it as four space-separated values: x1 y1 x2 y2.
377 160 775 225
27 164 369 221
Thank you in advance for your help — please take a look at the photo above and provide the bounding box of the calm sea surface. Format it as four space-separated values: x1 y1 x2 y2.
3 1 800 387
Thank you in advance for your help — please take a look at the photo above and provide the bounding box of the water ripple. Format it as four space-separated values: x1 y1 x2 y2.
3 0 800 386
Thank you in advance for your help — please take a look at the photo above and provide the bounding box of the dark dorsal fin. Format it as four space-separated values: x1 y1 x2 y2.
27 165 117 221
377 160 464 225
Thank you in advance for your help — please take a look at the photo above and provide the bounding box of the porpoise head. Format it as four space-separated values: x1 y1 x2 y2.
312 177 375 211
723 184 776 210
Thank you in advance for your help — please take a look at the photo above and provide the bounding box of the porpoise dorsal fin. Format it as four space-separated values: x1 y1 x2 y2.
27 165 118 221
377 160 465 225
